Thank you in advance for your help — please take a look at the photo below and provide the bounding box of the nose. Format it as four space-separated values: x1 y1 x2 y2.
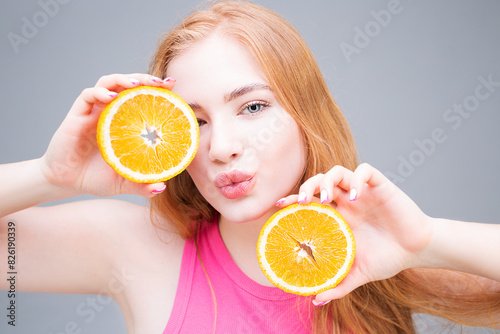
208 120 243 163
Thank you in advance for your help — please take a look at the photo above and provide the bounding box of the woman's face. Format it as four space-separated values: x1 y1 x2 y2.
167 34 306 223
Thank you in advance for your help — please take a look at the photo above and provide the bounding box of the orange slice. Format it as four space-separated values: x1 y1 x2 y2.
257 203 355 296
97 86 199 183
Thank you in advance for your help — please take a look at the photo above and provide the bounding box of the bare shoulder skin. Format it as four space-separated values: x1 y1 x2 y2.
0 199 185 333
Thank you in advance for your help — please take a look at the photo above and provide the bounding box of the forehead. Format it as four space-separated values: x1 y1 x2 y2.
166 34 269 103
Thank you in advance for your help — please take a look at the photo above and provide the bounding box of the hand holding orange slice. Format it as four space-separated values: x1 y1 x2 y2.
257 203 355 296
96 86 199 183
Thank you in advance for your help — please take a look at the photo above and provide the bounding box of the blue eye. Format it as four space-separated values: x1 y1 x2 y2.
242 102 269 115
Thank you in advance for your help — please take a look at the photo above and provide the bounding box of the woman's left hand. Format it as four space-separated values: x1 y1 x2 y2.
276 163 433 303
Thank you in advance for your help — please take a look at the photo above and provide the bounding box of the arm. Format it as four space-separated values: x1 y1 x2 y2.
277 163 500 301
0 199 150 294
0 159 71 218
420 218 500 281
0 74 175 295
1 73 172 219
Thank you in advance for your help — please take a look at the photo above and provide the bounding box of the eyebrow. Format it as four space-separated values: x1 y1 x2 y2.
188 82 272 111
224 83 272 103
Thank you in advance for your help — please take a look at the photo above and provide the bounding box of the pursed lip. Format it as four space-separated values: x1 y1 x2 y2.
214 170 256 199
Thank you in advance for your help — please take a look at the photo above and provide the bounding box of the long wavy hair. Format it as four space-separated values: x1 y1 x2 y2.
149 1 500 332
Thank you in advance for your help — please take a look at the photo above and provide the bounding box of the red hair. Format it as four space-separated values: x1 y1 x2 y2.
149 1 500 332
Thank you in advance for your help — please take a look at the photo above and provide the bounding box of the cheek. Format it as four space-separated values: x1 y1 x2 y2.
186 132 210 179
263 120 306 180
285 130 306 172
186 160 217 203
186 153 206 190
277 114 305 157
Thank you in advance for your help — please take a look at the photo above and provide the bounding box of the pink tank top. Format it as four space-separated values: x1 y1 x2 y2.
163 215 313 333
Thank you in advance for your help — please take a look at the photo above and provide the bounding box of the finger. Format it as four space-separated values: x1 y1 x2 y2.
161 76 176 90
297 173 325 204
94 73 176 92
296 166 353 205
320 166 353 205
127 73 174 88
95 74 143 91
275 194 323 208
70 87 118 116
276 166 353 207
119 180 167 198
275 194 299 207
350 163 388 201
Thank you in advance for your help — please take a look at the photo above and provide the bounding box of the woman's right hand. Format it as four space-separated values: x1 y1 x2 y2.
39 73 175 198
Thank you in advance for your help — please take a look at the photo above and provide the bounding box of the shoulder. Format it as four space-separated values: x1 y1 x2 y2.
63 198 187 301
24 198 185 265
69 198 186 260
0 198 186 296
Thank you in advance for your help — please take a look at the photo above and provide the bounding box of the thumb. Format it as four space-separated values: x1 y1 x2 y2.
314 267 368 302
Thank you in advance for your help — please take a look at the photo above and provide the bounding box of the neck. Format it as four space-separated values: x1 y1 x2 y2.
218 211 276 287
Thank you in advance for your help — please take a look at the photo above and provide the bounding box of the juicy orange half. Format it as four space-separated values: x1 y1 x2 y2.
97 86 199 183
257 203 355 296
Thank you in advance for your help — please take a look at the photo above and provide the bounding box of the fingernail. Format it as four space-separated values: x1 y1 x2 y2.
163 77 176 83
152 184 166 194
275 198 286 206
108 91 118 98
298 192 307 204
320 189 328 204
129 78 141 85
312 299 331 307
150 76 162 83
349 188 357 201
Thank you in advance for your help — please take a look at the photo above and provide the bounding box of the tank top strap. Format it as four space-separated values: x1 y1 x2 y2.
162 233 197 333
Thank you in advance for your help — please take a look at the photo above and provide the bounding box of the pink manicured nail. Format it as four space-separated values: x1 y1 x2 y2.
298 192 307 204
150 76 162 83
129 78 141 85
108 91 118 98
152 184 166 194
349 188 357 201
163 77 176 83
312 299 331 307
275 198 286 206
320 189 328 204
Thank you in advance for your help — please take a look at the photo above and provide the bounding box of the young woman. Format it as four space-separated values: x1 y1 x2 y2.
1 1 499 333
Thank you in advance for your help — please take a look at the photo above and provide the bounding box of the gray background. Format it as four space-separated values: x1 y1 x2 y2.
1 0 499 333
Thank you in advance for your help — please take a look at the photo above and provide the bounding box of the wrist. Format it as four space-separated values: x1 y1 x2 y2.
0 159 77 217
411 217 449 270
411 217 500 281
36 157 80 200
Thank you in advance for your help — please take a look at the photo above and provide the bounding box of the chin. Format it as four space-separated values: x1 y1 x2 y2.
218 200 278 225
220 210 260 224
